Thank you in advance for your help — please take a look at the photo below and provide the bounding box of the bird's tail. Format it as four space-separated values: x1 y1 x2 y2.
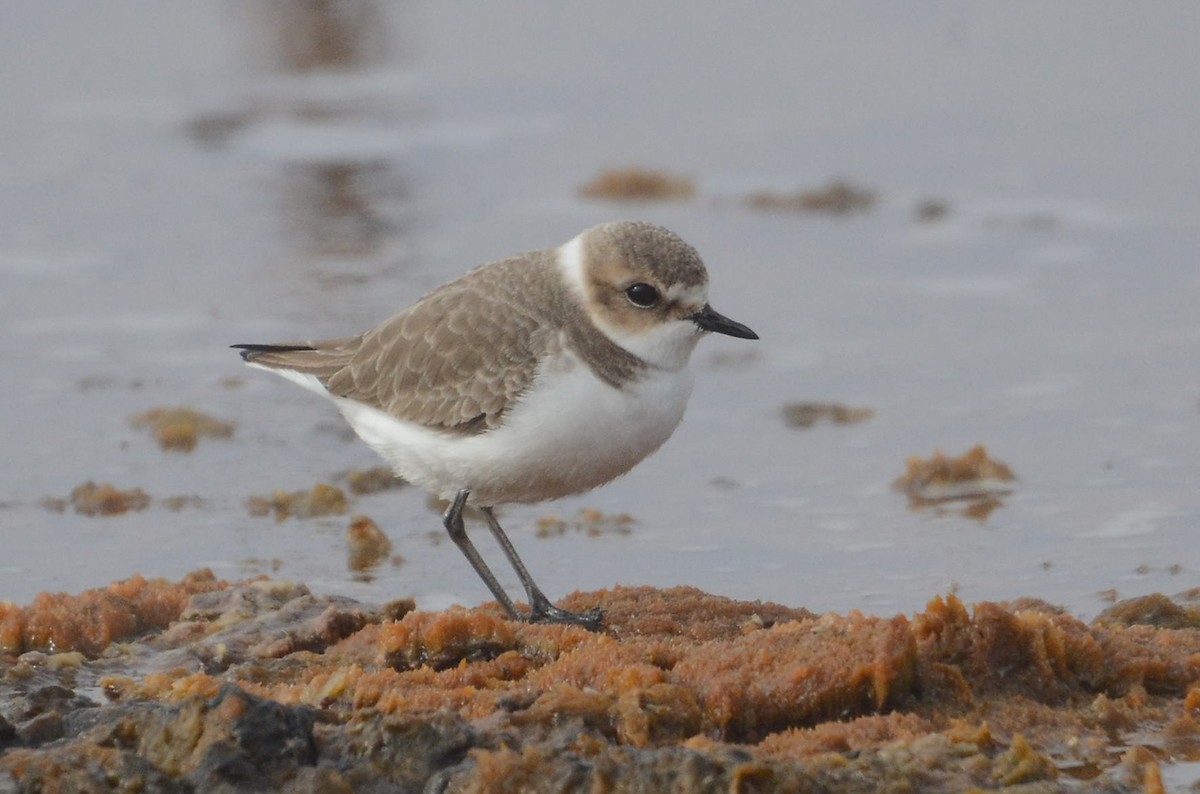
231 338 359 384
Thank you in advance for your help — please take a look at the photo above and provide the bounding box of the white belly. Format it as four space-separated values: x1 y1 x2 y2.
335 354 694 506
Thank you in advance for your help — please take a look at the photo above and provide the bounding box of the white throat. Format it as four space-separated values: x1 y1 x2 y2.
555 233 704 372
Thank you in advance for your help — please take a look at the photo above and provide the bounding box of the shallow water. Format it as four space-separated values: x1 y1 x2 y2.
3 4 1198 623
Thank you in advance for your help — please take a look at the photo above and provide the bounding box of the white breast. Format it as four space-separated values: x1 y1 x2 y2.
334 350 695 506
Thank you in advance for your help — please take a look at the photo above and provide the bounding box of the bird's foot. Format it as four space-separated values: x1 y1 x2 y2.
526 601 604 631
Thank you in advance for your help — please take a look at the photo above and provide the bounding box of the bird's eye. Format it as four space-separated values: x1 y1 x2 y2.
624 283 660 308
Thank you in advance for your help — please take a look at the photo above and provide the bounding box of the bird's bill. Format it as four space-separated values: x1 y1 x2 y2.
690 304 759 339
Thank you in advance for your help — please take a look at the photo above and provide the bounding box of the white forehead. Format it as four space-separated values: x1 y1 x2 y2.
663 282 708 309
557 233 589 301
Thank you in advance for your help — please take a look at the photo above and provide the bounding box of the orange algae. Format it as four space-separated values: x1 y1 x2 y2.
895 444 1016 503
895 445 1016 521
4 578 1199 790
4 570 225 656
246 483 348 521
379 607 519 671
129 406 234 452
578 167 695 201
340 466 402 495
746 180 876 214
346 514 392 571
673 613 917 741
782 401 875 429
66 481 152 516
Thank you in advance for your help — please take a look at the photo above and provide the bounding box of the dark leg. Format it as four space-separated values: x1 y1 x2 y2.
442 490 521 621
481 506 603 630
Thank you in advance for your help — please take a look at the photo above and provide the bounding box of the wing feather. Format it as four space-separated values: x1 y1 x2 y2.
239 252 560 435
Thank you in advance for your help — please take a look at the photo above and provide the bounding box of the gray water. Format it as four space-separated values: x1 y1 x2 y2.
3 3 1198 621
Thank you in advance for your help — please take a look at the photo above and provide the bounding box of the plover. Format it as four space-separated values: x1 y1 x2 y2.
234 221 757 629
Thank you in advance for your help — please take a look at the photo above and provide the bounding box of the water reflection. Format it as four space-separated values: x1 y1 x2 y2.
282 161 398 260
220 0 409 261
273 1 399 260
264 0 387 72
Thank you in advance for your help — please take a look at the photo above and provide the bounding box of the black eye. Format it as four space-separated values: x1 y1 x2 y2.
624 283 660 308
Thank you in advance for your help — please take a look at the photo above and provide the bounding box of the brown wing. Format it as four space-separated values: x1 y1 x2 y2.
238 253 559 434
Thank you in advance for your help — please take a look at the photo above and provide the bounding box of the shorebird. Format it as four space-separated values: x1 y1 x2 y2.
234 221 757 629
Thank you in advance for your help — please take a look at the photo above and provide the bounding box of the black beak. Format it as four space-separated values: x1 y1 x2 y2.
690 304 759 340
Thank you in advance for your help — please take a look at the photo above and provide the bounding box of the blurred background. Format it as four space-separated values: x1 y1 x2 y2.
2 2 1198 618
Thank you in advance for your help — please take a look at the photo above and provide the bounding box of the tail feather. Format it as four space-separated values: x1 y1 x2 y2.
232 339 359 384
232 343 315 362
